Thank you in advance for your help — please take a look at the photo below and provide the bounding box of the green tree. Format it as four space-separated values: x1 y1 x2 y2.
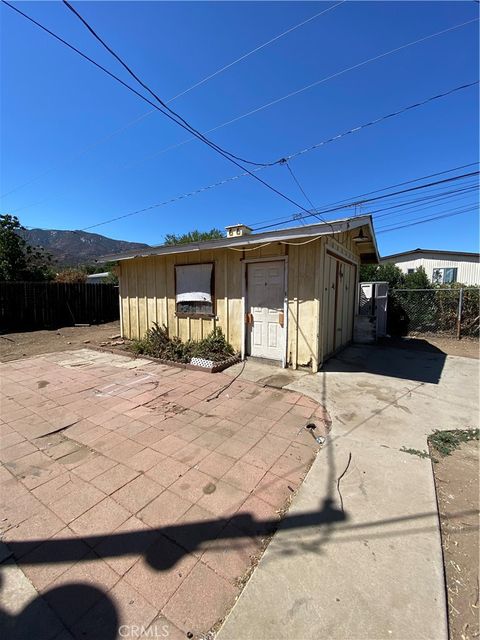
359 262 405 289
404 266 431 289
0 214 54 281
164 228 224 245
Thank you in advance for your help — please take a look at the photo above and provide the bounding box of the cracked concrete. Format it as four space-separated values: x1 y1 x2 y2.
218 343 479 640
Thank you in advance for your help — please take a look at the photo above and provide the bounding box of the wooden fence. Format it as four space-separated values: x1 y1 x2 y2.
0 282 120 331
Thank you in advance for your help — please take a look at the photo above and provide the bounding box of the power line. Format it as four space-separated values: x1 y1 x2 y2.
0 2 343 199
248 162 479 228
6 70 478 223
282 161 322 224
129 17 479 168
361 190 477 225
376 206 477 234
62 0 271 168
2 0 313 218
81 168 264 231
280 82 479 163
79 166 476 234
167 1 347 103
371 186 478 219
251 170 480 231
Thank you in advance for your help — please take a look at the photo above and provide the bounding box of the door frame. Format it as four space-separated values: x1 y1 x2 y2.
241 256 288 368
322 250 359 364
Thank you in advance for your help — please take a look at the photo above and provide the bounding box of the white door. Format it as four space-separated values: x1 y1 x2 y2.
375 282 389 337
247 261 285 361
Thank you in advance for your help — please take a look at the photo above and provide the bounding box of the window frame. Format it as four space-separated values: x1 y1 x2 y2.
174 262 216 319
432 267 458 285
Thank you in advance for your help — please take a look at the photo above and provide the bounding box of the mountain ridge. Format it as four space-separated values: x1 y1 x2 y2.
21 228 150 266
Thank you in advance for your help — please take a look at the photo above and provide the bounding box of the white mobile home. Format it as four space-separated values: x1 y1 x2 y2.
381 248 480 285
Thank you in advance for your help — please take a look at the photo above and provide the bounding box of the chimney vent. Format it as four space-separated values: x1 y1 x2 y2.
225 224 253 238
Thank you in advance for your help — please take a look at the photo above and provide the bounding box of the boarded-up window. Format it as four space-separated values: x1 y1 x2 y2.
175 264 214 316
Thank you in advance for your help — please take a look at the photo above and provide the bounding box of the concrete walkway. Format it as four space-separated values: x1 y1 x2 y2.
219 343 479 640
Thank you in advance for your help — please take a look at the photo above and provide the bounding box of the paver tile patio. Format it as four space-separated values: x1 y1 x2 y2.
111 475 165 515
163 561 237 634
0 349 328 637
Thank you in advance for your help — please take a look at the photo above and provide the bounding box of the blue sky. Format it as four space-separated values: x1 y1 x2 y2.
1 0 478 255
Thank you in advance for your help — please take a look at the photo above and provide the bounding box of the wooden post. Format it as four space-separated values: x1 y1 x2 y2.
456 288 464 340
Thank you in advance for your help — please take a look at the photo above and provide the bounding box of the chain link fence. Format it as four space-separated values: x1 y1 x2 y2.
388 288 480 339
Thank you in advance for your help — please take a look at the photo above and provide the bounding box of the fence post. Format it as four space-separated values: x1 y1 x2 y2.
456 288 464 340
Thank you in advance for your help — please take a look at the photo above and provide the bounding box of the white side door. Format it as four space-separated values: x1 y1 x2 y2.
247 261 285 361
375 282 389 337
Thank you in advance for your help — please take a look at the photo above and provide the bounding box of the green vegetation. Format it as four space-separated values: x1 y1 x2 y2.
0 214 54 281
359 263 431 290
164 229 224 245
400 447 431 459
360 263 405 289
130 323 236 363
428 429 479 457
361 262 479 337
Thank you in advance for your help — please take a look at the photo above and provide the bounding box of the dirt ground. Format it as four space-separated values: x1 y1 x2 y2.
418 336 479 359
381 335 479 359
3 323 478 364
0 322 121 362
431 440 480 640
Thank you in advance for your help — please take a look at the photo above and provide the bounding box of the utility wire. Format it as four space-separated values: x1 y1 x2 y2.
82 166 475 232
2 0 313 218
129 17 479 168
62 0 271 168
283 161 317 212
251 170 480 231
376 206 477 233
5 64 477 226
282 161 321 224
80 168 476 235
0 2 343 199
81 168 264 231
248 162 478 228
167 1 346 103
279 82 479 163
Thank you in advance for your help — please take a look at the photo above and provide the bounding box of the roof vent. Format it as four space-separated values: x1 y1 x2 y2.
225 224 253 238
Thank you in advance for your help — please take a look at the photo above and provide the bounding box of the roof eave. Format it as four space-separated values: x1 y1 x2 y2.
98 215 379 263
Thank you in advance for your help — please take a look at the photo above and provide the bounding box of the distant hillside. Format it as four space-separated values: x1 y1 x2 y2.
21 228 150 266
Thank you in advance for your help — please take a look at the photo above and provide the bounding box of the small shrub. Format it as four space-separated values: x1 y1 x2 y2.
128 323 236 364
400 447 431 459
428 428 479 457
130 339 148 355
188 327 235 362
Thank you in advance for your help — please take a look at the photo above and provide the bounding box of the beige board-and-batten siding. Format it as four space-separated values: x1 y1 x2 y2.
118 230 361 371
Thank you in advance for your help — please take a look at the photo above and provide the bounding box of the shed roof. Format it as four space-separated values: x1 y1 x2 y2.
100 215 379 263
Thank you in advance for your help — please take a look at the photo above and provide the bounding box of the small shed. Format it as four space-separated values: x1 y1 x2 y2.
105 216 379 371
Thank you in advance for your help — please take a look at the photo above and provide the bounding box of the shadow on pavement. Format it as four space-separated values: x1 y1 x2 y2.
5 502 476 573
323 340 447 384
0 581 118 640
